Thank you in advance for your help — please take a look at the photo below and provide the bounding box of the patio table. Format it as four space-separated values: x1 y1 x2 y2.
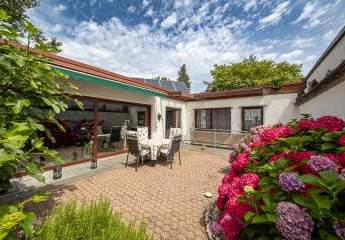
140 138 171 161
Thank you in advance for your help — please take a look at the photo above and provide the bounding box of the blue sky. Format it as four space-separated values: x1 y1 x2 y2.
28 0 345 92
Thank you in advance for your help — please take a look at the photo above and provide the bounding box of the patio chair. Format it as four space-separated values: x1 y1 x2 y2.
169 128 182 139
125 135 150 171
159 135 182 169
137 126 149 143
108 126 121 149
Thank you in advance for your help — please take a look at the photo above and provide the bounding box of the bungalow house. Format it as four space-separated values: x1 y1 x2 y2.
20 25 344 167
296 25 345 119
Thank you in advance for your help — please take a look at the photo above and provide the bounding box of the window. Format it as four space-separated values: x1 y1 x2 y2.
195 108 231 130
242 106 263 131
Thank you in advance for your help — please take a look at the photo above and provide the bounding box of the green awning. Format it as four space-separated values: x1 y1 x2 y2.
53 66 166 98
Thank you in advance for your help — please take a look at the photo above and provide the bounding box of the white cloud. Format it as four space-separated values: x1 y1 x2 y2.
143 0 150 8
145 8 154 17
279 50 304 61
293 2 334 29
53 4 66 12
128 6 136 13
290 37 315 48
258 1 290 29
323 30 336 41
161 12 178 28
244 0 257 12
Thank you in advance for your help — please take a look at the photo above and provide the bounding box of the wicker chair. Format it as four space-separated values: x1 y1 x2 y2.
159 135 182 169
125 136 150 171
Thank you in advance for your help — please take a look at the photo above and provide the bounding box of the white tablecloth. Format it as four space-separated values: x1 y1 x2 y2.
140 138 171 160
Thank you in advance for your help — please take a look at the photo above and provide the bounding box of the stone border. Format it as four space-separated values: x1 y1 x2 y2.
204 201 223 240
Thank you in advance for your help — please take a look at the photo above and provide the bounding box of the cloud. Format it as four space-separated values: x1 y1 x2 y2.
293 1 335 29
244 0 257 12
258 1 290 29
145 8 154 17
128 6 136 13
161 12 178 28
279 50 304 61
143 0 150 8
28 0 345 92
53 4 66 12
290 37 315 48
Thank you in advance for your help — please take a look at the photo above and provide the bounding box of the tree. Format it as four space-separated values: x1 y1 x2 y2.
0 9 81 238
0 0 39 30
177 64 191 90
207 55 302 91
152 75 171 81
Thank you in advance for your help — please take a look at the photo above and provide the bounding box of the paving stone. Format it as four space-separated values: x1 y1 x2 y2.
34 149 227 240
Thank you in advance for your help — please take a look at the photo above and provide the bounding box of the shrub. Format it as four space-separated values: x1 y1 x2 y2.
34 200 153 240
212 115 345 240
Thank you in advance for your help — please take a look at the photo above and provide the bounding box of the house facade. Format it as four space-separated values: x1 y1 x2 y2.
24 25 344 167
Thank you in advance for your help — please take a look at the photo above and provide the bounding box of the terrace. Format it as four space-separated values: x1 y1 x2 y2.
1 145 229 240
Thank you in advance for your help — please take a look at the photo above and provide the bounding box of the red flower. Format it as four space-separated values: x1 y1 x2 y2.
240 173 260 189
338 135 345 146
217 197 226 210
298 118 321 131
270 152 289 162
317 116 345 132
288 151 313 163
222 171 238 184
231 153 249 173
260 125 294 144
218 183 231 199
324 153 345 168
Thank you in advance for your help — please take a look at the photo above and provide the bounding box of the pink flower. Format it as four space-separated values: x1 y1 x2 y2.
231 153 250 173
271 152 289 162
298 118 321 131
218 183 231 199
217 197 226 210
317 116 345 132
338 135 345 146
260 125 294 144
289 151 313 163
222 171 238 184
240 173 260 189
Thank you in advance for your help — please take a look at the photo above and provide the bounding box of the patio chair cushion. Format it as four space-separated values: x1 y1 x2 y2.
140 149 150 156
159 148 169 155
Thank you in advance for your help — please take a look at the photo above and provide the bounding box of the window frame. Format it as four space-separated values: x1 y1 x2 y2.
241 106 264 132
194 107 232 131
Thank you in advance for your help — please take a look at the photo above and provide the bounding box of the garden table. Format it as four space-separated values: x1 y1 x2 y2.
140 138 171 161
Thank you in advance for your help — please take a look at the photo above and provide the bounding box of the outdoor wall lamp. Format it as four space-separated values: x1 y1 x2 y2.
53 165 62 179
157 113 162 121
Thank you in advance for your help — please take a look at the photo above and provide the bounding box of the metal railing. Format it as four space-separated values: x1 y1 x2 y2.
185 128 248 149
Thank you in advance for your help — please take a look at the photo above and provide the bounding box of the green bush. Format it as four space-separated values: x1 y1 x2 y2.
34 200 153 240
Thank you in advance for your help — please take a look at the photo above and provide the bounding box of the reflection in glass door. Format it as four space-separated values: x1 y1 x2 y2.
165 108 181 138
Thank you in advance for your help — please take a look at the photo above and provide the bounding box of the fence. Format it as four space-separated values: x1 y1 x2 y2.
187 128 247 149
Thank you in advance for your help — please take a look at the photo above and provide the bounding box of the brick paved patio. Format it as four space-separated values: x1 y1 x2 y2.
34 148 228 239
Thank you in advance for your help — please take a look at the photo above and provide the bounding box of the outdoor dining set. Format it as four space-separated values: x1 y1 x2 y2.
124 127 182 171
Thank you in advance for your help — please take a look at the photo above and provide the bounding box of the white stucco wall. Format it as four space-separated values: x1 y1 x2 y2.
186 93 298 137
305 33 345 93
299 80 345 119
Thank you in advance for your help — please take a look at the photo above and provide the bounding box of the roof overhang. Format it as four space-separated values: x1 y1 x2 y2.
54 66 166 98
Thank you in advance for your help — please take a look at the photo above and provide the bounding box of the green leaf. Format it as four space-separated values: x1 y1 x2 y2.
0 10 10 20
32 193 50 203
244 211 256 222
321 143 337 151
25 162 44 183
310 192 332 210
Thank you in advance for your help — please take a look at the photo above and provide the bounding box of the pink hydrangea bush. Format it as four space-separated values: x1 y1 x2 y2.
213 116 345 240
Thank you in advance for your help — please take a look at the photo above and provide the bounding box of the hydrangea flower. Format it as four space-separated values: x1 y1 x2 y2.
317 116 345 132
333 220 345 240
275 202 314 240
298 118 321 131
308 155 337 172
278 172 305 192
231 153 249 173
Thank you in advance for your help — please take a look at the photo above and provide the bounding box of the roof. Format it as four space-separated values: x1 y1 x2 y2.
134 78 190 94
304 25 345 81
296 60 345 105
1 39 168 95
167 83 302 102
